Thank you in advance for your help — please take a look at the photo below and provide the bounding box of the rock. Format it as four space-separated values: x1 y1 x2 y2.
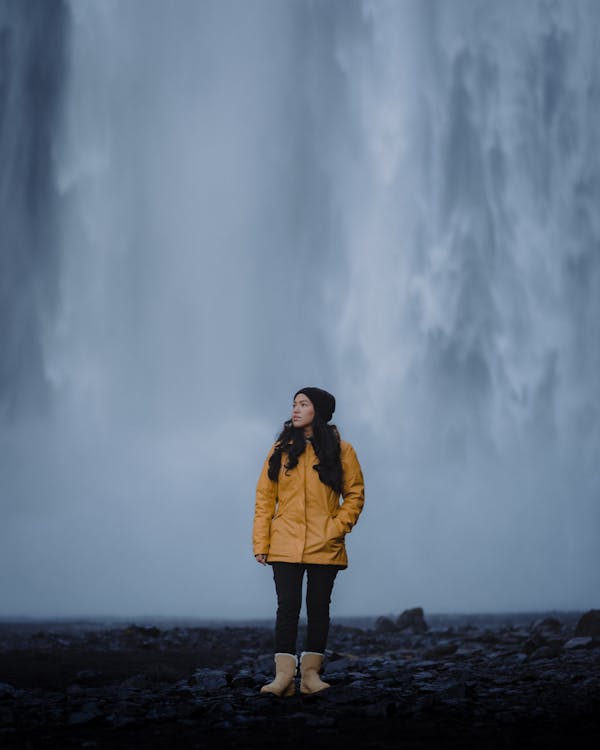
436 680 466 700
119 673 149 688
190 668 228 691
145 706 179 721
0 683 16 698
123 624 162 639
478 630 500 644
574 609 600 637
362 700 398 718
374 616 397 633
522 635 546 655
563 637 593 650
68 702 103 725
106 713 138 728
533 616 562 633
527 645 560 660
229 668 255 688
324 657 357 673
143 662 180 683
396 607 428 633
413 693 435 712
3 615 600 746
423 641 458 659
255 654 276 673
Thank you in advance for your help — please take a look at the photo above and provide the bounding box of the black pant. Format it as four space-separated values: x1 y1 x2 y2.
271 562 339 654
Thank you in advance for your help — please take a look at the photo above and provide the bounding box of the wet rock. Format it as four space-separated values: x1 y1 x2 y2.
123 624 162 639
0 683 16 698
119 673 149 689
396 607 428 633
362 699 398 718
527 645 560 660
521 633 548 655
423 641 458 659
477 630 500 644
143 662 181 683
436 680 467 700
374 616 397 633
533 616 562 633
574 609 600 637
413 693 436 712
189 668 228 692
144 705 180 721
68 701 103 725
2 614 600 747
229 668 255 688
106 713 139 728
563 637 593 650
255 654 276 673
325 657 358 673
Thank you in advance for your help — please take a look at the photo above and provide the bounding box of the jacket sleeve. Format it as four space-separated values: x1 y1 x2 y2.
253 447 278 555
336 442 365 535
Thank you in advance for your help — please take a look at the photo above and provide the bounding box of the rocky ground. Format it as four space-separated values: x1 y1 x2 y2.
1 609 599 749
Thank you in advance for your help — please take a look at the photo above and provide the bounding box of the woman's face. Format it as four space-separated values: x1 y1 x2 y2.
292 393 315 430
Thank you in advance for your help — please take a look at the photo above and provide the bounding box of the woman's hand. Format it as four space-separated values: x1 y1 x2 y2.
255 554 267 565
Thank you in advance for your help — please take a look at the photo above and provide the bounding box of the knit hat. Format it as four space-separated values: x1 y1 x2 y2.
294 387 336 423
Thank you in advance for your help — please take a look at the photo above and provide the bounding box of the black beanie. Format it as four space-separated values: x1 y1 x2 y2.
294 387 336 423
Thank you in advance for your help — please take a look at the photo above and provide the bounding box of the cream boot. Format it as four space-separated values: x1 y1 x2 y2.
260 653 297 697
300 651 330 694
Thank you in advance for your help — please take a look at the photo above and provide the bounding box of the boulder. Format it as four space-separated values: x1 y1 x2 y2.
395 607 428 633
374 616 397 633
563 637 593 650
423 641 457 659
533 616 562 633
574 610 600 637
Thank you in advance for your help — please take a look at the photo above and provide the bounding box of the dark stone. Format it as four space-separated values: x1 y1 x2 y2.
68 702 103 725
189 668 228 691
123 624 162 639
574 609 600 637
478 630 501 644
522 636 545 655
396 607 429 633
324 658 357 673
436 680 467 700
374 616 397 633
527 645 560 660
2 614 600 747
423 641 458 659
533 616 562 633
362 700 398 718
563 637 593 650
0 683 16 698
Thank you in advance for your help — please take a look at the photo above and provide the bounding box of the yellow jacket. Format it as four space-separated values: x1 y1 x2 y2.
253 440 365 567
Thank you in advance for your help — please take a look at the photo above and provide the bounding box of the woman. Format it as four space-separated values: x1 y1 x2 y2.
253 387 365 697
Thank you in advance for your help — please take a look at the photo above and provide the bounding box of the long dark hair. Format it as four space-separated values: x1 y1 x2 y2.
268 413 343 494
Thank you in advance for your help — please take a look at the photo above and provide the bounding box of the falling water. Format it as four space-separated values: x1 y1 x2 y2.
1 0 598 617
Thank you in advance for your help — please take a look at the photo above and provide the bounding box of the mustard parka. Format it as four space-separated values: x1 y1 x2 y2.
253 439 365 568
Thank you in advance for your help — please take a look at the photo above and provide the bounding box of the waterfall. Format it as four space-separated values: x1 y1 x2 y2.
0 0 66 419
1 0 598 617
327 0 600 611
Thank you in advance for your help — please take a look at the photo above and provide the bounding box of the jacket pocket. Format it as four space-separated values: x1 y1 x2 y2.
326 515 344 541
